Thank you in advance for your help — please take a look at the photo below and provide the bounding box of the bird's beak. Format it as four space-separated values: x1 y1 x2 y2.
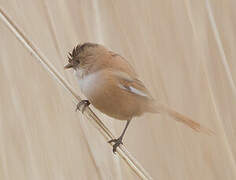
64 63 73 69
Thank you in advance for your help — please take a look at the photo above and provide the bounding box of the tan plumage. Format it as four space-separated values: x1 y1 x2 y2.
64 42 214 152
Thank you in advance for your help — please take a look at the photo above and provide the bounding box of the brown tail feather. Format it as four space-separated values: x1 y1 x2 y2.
153 102 215 135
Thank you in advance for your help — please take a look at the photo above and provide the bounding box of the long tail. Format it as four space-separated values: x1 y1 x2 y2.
151 102 214 135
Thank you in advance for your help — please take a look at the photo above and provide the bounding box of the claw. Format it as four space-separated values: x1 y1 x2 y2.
108 137 123 153
76 100 90 113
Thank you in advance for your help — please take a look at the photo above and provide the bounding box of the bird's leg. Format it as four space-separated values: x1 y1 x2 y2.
76 100 90 113
108 120 131 153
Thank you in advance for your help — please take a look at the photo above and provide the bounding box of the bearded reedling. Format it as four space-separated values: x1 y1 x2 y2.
64 42 214 153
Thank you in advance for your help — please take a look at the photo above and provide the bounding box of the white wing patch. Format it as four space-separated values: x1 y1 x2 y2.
129 86 149 97
118 84 149 97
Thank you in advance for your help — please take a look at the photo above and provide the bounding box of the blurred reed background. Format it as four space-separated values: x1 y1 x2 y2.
0 0 236 179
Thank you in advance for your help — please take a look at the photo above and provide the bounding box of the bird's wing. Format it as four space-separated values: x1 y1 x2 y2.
111 70 153 99
107 51 138 77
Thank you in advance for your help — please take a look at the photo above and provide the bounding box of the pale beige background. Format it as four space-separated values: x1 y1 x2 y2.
0 0 236 180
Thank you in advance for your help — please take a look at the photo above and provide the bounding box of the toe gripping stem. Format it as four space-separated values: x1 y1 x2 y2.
108 137 123 153
76 100 90 113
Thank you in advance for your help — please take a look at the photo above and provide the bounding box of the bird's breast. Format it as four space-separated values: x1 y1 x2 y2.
74 69 100 96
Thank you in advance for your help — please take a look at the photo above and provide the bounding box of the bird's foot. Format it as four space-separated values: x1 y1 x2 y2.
108 137 123 153
76 100 90 113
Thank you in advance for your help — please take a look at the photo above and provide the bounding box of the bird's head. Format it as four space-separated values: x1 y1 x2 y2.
64 42 100 70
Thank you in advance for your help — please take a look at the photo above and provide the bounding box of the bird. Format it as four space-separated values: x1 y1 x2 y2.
64 42 214 153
